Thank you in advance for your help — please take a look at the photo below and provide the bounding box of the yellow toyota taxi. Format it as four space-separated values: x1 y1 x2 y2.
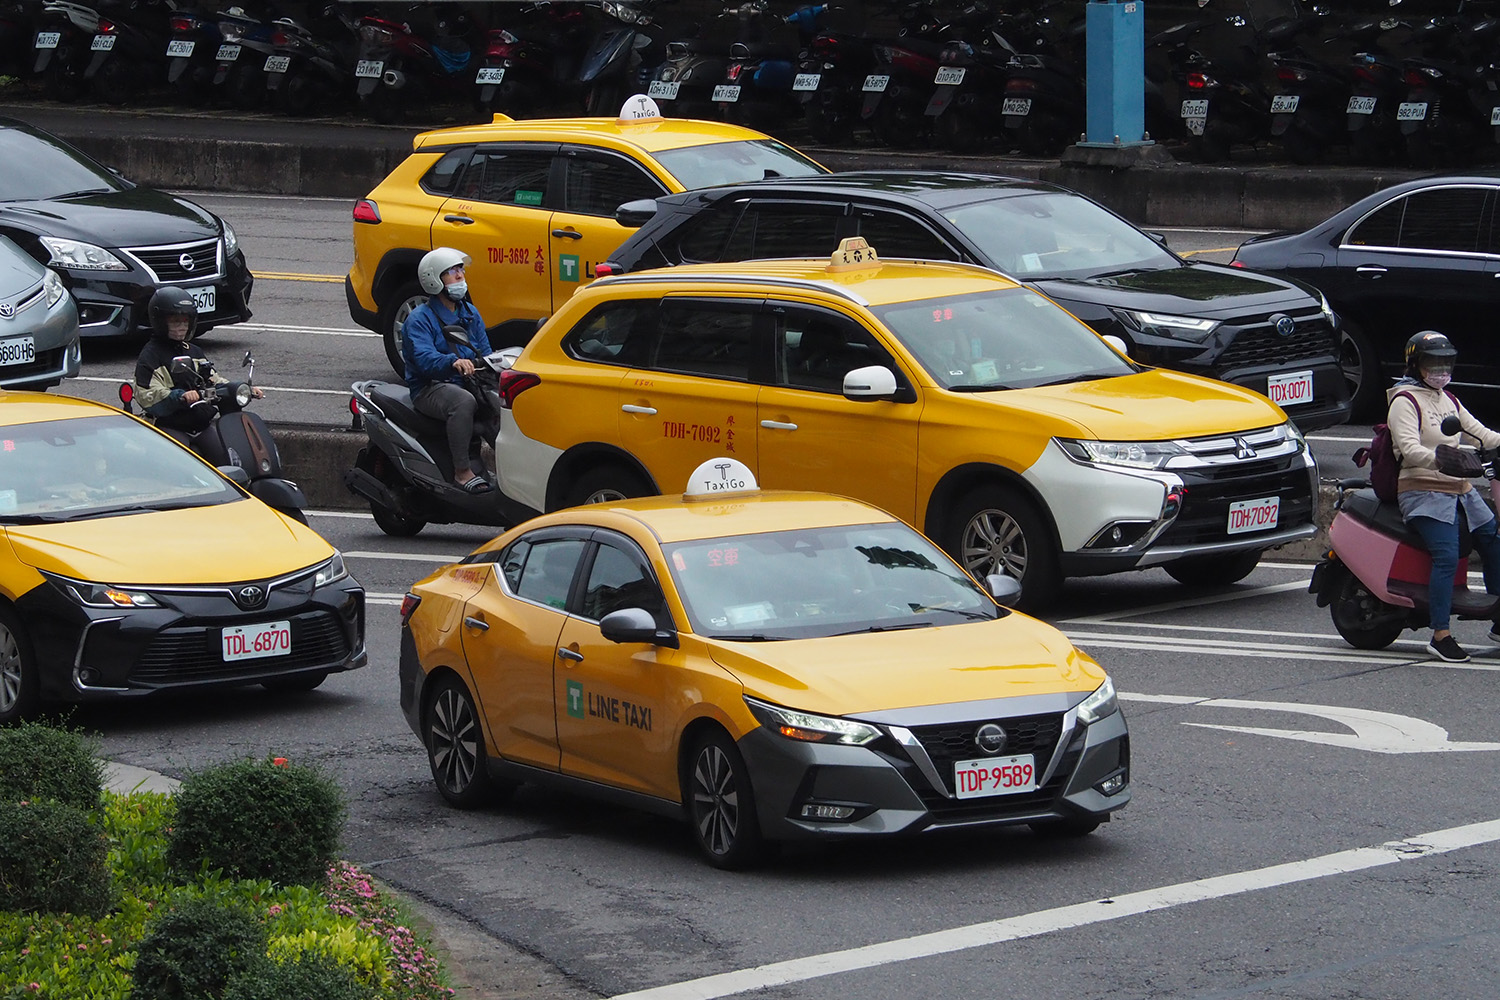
399 458 1128 869
491 239 1318 611
0 392 366 723
346 95 827 372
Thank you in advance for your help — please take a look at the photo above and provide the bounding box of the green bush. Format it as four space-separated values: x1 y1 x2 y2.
0 799 112 917
166 756 346 887
0 722 104 811
106 793 175 888
224 953 377 1000
130 896 267 1000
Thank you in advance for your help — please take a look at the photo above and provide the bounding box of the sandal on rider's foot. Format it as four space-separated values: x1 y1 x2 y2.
458 476 493 495
1428 634 1470 663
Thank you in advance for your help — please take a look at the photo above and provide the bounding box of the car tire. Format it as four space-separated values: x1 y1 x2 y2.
1339 321 1383 421
262 671 328 693
371 500 425 537
1030 816 1101 837
425 675 511 809
945 484 1062 613
685 728 767 870
378 279 427 376
1330 570 1404 650
1164 549 1261 588
0 605 39 725
563 465 651 508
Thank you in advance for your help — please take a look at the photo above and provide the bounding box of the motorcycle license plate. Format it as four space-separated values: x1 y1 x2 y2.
648 80 680 100
1397 101 1427 121
264 54 291 73
792 72 820 92
0 336 36 368
1002 97 1031 116
216 43 240 61
1266 369 1314 407
1180 99 1208 117
1347 95 1377 114
91 33 116 52
355 58 383 79
35 31 60 49
954 755 1037 799
475 66 504 84
1270 94 1299 113
1227 496 1280 535
222 620 291 662
934 66 965 85
713 84 740 103
166 39 194 57
186 286 216 313
862 74 889 93
1185 117 1206 135
1491 107 1500 126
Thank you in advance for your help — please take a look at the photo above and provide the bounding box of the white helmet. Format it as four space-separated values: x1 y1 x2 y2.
418 247 471 295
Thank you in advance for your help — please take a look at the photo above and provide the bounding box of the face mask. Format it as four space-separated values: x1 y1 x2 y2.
444 280 468 302
1424 371 1452 390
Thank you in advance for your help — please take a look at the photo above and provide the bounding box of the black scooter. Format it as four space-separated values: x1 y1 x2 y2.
119 350 308 523
344 330 518 537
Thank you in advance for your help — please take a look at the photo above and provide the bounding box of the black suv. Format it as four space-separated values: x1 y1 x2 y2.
0 116 253 341
603 172 1351 430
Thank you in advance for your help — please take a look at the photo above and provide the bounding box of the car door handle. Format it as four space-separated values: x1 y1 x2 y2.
1355 265 1387 277
552 229 583 240
463 616 488 631
443 214 475 225
761 419 798 431
558 647 584 662
621 404 657 415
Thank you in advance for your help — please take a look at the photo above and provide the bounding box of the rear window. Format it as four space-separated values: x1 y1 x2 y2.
652 139 824 190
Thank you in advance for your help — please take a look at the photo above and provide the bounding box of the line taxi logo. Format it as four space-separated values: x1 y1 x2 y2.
559 253 582 282
566 679 584 719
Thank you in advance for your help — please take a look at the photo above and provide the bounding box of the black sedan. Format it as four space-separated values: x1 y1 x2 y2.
0 116 253 340
601 172 1352 430
1233 173 1500 419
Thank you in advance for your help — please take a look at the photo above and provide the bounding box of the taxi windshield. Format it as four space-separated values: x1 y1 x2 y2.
653 139 825 190
0 415 240 522
873 287 1137 391
665 522 998 641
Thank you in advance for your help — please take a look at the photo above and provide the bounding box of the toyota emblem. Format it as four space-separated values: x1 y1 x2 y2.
0 303 12 319
1273 314 1295 337
236 585 266 607
974 723 1008 756
179 252 195 271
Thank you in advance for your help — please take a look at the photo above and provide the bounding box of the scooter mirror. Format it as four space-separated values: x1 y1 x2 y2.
1441 415 1462 436
170 356 194 378
217 465 251 487
443 323 473 349
241 350 253 368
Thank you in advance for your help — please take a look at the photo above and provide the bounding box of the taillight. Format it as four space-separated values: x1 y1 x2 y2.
398 593 421 625
1006 78 1038 95
1229 260 1245 268
812 34 839 57
1187 71 1213 90
497 369 541 409
1353 66 1377 84
169 15 196 33
595 261 622 277
353 199 380 224
98 19 116 33
727 63 742 81
1276 65 1306 84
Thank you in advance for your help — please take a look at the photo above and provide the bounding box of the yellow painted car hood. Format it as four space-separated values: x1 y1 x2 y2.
706 616 1105 717
4 500 331 585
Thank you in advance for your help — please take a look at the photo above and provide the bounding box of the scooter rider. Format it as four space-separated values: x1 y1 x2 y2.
1389 330 1500 663
135 286 263 434
402 248 494 494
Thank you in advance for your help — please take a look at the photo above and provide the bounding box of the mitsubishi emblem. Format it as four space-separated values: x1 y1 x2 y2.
1234 437 1257 460
179 252 195 271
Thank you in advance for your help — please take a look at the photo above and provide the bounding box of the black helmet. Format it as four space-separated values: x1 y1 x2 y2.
1405 330 1457 377
148 286 198 340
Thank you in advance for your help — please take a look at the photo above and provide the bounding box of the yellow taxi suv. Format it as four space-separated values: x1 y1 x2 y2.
400 458 1129 869
0 392 366 722
490 239 1318 612
346 95 826 373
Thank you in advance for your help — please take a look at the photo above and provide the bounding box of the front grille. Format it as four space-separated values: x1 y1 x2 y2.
0 346 65 383
129 611 350 685
1156 466 1315 546
908 712 1063 774
123 239 222 283
1217 317 1338 370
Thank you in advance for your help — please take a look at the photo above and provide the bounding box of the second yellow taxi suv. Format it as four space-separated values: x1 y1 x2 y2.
345 96 826 373
491 240 1318 611
400 459 1128 869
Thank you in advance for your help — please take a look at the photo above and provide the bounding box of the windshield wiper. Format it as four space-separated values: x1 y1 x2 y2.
948 383 1019 393
911 605 993 620
66 504 168 521
0 513 71 524
832 621 933 636
1035 372 1112 388
709 633 795 642
50 188 112 199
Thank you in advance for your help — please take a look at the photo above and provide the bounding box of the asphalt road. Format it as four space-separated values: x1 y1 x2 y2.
68 194 1500 1000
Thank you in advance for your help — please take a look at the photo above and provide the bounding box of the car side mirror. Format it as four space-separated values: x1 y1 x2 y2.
218 465 251 487
843 365 899 401
1146 231 1169 246
1102 334 1129 357
599 607 680 648
986 573 1022 606
615 198 658 228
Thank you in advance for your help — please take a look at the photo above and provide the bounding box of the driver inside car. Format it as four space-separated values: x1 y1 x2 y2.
134 286 262 436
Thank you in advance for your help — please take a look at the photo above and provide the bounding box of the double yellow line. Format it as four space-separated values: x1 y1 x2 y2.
256 271 344 284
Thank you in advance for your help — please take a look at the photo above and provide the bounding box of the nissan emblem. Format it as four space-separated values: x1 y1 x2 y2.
179 252 195 271
974 723 1008 755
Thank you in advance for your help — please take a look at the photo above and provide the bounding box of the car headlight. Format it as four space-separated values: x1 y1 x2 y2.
1318 291 1336 327
1057 437 1189 471
1076 676 1118 724
47 574 160 608
221 218 238 257
1114 308 1220 342
313 551 347 587
42 268 67 307
38 236 128 272
745 696 881 746
1283 419 1306 447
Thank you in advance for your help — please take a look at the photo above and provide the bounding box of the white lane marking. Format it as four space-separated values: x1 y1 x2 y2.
1060 580 1310 623
344 550 465 563
1076 637 1419 667
1071 620 1423 643
608 819 1500 1000
308 509 374 519
232 322 378 338
71 375 350 397
1307 435 1371 444
1118 693 1500 753
1066 630 1418 660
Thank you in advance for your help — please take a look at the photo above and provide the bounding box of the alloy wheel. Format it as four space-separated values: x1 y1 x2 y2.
961 508 1027 581
691 743 740 857
0 623 21 715
429 686 479 795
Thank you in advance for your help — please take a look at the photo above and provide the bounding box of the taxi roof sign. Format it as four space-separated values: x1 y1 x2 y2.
827 236 879 272
685 457 757 500
618 94 664 123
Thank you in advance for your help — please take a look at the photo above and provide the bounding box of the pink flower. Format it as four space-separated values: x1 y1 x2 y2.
27 984 41 992
78 943 87 951
267 904 283 917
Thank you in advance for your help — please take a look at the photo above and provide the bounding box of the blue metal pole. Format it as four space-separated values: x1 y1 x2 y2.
1080 0 1152 147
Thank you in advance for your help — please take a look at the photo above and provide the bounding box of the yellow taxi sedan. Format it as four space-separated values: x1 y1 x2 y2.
398 458 1128 869
0 392 366 722
346 95 827 372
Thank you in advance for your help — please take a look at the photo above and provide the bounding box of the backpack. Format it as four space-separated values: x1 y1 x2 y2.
1353 389 1456 501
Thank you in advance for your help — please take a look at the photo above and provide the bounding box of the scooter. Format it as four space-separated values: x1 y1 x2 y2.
211 3 278 109
1311 417 1499 650
119 351 309 523
32 0 98 101
344 331 518 537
